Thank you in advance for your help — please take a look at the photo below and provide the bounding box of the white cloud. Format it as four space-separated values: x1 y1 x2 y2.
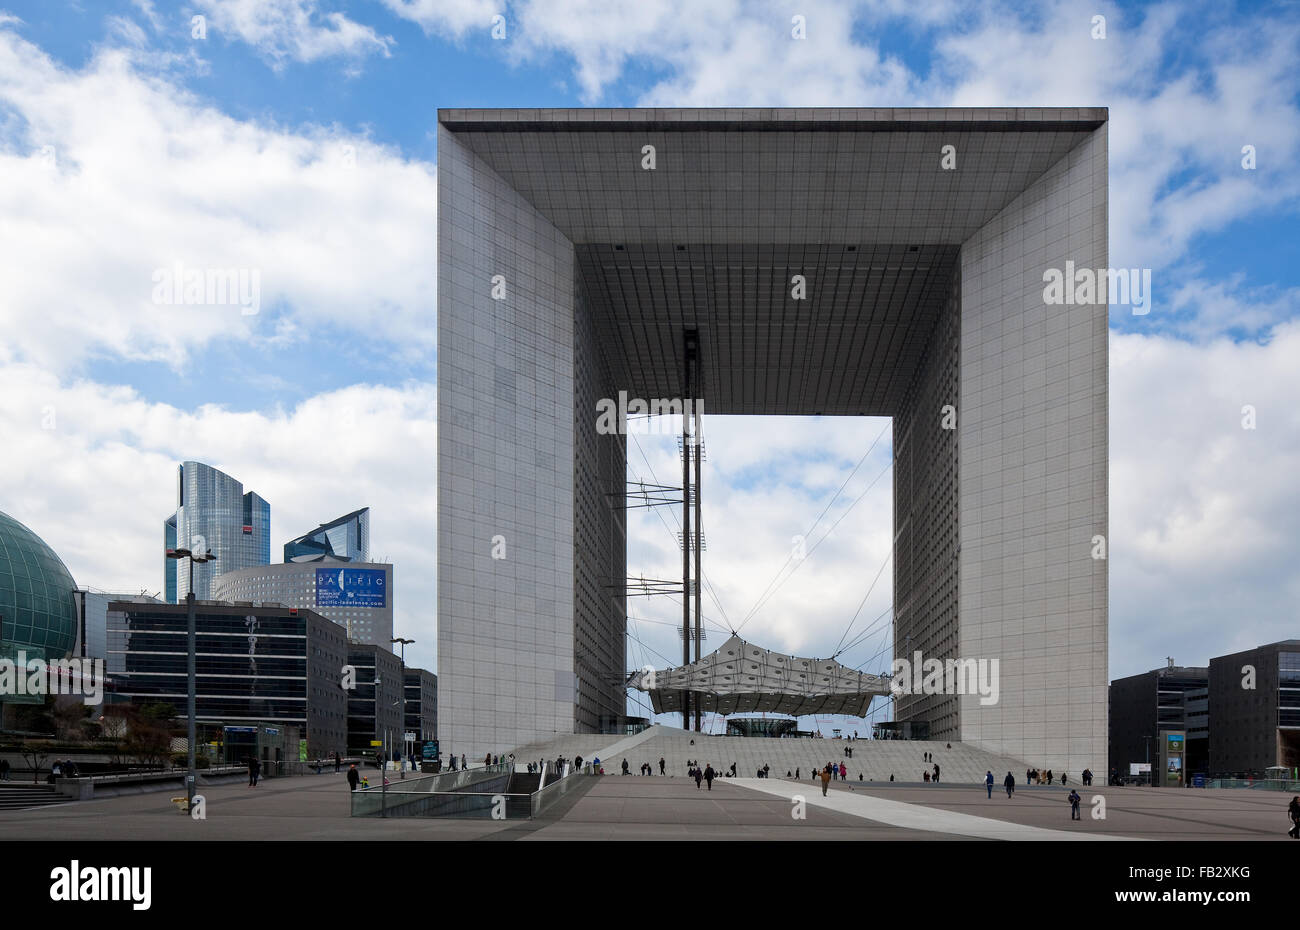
625 416 895 668
487 0 1300 325
379 0 499 37
0 26 437 374
198 0 394 66
0 364 440 672
1109 322 1300 669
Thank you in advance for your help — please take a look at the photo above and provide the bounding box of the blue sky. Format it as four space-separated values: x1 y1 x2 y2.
2 0 1299 737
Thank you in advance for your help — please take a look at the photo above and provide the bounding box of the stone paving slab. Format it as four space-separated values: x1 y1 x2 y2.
0 770 1291 841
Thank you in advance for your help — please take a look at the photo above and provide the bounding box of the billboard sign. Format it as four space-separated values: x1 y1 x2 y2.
316 567 386 608
1159 730 1185 786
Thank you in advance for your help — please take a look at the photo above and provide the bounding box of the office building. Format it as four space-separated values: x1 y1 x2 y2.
212 561 394 649
72 588 160 661
165 461 270 602
1108 663 1209 779
105 600 348 758
404 668 438 743
437 107 1109 766
284 508 370 563
1208 640 1300 775
345 643 403 758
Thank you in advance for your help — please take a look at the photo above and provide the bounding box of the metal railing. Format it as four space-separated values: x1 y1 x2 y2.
349 762 589 820
350 763 512 817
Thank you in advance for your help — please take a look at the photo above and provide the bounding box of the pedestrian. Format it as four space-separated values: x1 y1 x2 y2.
621 758 629 776
924 770 930 783
704 764 715 790
795 767 800 780
1082 768 1093 787
1288 796 1300 839
248 756 260 787
1046 769 1053 785
659 757 666 775
1068 789 1082 820
932 763 940 784
1004 771 1015 798
1061 772 1068 786
693 766 703 789
347 764 360 791
889 773 894 782
334 751 341 773
0 758 9 780
819 766 832 797
985 770 994 799
461 754 466 770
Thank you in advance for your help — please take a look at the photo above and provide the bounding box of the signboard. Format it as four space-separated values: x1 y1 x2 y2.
370 740 383 747
1159 730 1185 786
316 567 386 609
403 732 416 743
298 739 307 762
1129 763 1151 775
422 740 439 760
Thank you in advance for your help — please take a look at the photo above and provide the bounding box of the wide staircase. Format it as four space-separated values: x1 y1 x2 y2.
505 726 1035 784
0 782 76 811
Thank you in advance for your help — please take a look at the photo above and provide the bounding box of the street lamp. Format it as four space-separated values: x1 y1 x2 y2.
392 637 414 779
166 545 216 811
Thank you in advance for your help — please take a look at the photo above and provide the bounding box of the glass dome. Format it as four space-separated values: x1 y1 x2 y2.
0 511 78 662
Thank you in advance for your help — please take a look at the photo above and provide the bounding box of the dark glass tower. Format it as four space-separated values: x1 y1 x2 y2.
166 462 271 601
283 508 369 563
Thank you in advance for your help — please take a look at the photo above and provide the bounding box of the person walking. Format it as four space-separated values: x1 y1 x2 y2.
0 758 9 780
819 766 832 797
932 763 940 784
1003 771 1015 798
621 758 629 776
693 766 703 790
1288 796 1300 839
659 757 666 775
795 767 800 780
334 751 341 774
347 764 360 791
985 770 994 799
1068 789 1082 821
248 756 260 787
704 764 715 790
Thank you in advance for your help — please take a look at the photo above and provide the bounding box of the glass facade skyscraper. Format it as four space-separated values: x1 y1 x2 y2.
283 508 369 563
166 462 270 602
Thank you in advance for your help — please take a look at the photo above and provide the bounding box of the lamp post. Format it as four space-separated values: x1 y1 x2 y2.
392 637 414 779
166 545 216 811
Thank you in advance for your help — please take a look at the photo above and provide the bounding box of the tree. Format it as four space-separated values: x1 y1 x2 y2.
18 742 50 784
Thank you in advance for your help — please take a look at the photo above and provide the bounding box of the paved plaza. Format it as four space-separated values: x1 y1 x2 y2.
0 770 1293 841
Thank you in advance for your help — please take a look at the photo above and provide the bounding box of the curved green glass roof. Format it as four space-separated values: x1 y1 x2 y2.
0 511 77 662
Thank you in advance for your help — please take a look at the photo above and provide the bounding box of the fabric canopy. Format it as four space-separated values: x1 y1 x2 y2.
628 634 890 717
